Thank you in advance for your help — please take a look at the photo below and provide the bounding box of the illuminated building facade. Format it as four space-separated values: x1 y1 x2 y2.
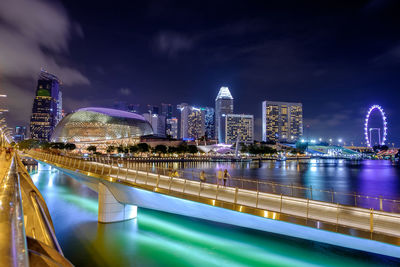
223 114 254 144
51 107 153 147
215 87 233 143
161 103 173 118
178 103 205 140
127 104 140 113
143 113 166 137
30 70 62 140
166 117 178 139
204 107 215 140
14 126 27 142
262 101 303 142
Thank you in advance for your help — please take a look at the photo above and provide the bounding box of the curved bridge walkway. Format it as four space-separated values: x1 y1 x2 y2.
28 151 400 256
0 151 72 267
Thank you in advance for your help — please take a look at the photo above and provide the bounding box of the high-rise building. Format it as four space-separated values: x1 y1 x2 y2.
262 101 303 142
215 87 233 143
178 103 205 140
146 105 159 115
161 103 173 119
57 91 63 124
127 104 140 113
14 126 27 142
30 70 61 140
222 114 254 144
166 117 178 139
203 107 215 140
143 113 166 137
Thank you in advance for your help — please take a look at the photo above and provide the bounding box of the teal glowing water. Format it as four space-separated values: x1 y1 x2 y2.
31 164 400 267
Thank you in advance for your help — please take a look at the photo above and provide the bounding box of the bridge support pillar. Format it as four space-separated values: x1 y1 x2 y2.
98 182 137 223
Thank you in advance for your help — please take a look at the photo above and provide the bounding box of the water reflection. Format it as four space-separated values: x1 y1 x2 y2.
31 162 400 267
141 159 400 199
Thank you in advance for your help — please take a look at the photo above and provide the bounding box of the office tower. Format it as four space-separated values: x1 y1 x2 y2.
178 103 205 140
143 113 166 137
203 107 215 140
127 104 140 113
166 117 178 139
57 91 63 124
30 70 61 140
262 101 303 142
14 126 27 142
222 114 254 144
215 87 233 143
161 103 173 118
146 105 159 115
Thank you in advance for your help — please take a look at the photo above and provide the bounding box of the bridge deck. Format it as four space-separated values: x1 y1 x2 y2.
29 151 400 247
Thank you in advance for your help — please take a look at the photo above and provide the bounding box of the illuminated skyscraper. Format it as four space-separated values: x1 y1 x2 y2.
215 87 233 143
178 103 205 140
262 101 303 142
57 91 63 123
127 104 140 113
14 126 27 142
161 103 173 118
166 117 178 139
30 70 61 140
223 114 254 144
203 107 215 140
143 113 166 137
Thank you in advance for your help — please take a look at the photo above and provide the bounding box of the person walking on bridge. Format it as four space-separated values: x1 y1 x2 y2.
200 170 206 182
223 169 230 186
217 170 223 185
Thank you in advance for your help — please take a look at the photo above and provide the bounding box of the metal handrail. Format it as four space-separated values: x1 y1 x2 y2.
33 151 400 213
0 154 29 267
31 150 400 239
31 192 64 255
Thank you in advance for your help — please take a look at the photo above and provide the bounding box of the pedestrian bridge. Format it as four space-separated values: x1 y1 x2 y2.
27 151 400 258
0 152 72 267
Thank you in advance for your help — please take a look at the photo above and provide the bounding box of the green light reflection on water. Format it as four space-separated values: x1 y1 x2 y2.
31 165 399 267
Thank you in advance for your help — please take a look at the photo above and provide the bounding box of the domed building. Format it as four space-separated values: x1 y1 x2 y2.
51 107 153 148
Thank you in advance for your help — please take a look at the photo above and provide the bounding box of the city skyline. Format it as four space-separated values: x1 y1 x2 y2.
1 0 400 145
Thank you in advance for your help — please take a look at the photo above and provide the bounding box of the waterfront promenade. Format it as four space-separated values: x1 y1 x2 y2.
28 150 400 254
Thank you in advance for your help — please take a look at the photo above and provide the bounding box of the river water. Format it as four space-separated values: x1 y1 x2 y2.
31 160 400 267
143 159 400 199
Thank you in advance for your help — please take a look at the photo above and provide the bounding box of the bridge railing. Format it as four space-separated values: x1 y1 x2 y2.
31 151 400 214
0 154 29 267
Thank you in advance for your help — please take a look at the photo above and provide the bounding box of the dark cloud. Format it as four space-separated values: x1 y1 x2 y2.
0 0 89 125
3 0 400 145
155 31 194 57
119 88 132 96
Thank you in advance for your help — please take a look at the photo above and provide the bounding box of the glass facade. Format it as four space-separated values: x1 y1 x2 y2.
51 107 153 144
262 101 303 142
30 70 61 140
204 107 215 140
178 103 211 140
14 126 27 142
215 87 234 143
166 117 178 139
224 114 254 144
161 103 173 118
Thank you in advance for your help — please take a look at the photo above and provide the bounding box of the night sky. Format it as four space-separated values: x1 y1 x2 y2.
1 0 400 145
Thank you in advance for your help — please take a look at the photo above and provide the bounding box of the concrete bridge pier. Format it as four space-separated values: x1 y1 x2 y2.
98 182 137 223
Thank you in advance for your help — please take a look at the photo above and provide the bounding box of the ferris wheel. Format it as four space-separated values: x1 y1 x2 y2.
364 105 387 147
